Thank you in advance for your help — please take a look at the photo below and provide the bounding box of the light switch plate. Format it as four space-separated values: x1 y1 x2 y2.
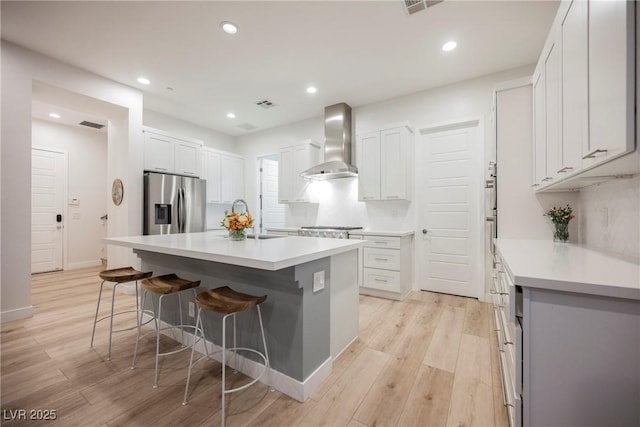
313 270 325 293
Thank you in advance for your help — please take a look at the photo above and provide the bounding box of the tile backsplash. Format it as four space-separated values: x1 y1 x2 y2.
578 175 640 261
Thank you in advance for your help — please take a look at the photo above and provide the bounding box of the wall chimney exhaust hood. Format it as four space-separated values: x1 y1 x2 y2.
301 103 357 180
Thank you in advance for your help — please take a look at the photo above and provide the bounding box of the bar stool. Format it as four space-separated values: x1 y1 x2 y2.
131 273 201 388
182 286 269 427
90 266 153 361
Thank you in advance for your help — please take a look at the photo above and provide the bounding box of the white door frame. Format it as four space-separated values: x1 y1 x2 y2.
31 146 68 272
414 117 485 299
255 153 282 234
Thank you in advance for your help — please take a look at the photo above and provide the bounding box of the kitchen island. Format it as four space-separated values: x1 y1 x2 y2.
105 232 363 401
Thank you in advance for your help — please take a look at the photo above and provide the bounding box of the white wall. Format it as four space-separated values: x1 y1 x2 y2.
32 119 108 269
578 176 640 260
236 65 536 230
144 109 237 153
1 42 144 322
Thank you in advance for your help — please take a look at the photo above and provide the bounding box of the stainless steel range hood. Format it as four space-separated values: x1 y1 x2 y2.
301 103 357 180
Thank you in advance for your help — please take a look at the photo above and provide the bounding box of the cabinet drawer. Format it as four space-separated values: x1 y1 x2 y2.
363 268 401 292
363 235 401 249
363 247 400 270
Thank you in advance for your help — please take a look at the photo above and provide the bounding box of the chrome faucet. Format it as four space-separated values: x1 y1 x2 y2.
231 199 249 214
230 199 257 237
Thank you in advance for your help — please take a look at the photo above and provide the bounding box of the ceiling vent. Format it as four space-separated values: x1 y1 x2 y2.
237 123 258 131
78 120 105 129
255 99 277 109
404 0 443 15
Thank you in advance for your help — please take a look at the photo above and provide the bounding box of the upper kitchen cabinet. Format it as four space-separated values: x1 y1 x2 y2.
559 0 587 176
586 0 635 164
220 154 244 204
200 147 245 204
201 148 221 203
357 123 413 201
278 140 320 203
534 0 637 192
143 128 202 177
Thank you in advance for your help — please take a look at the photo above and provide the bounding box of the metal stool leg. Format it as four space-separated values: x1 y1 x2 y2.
153 293 165 388
256 305 273 391
222 313 230 427
131 288 148 370
182 307 202 405
107 282 120 361
90 280 107 349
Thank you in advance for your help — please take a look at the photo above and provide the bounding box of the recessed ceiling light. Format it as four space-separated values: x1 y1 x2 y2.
442 41 457 52
137 77 151 85
49 113 61 119
220 21 238 34
306 86 318 94
226 112 236 119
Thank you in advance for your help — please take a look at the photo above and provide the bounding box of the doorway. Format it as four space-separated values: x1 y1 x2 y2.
415 119 484 298
257 155 284 233
31 147 66 273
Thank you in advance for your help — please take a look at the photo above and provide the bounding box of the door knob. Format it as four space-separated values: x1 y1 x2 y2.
422 229 428 234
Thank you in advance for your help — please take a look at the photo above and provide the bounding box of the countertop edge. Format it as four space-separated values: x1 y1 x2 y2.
105 236 364 271
348 230 415 237
496 239 640 301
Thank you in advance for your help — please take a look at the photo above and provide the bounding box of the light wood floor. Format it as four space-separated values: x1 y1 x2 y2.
1 267 508 427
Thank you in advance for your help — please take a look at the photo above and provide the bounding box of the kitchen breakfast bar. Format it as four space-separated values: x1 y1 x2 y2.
105 232 363 401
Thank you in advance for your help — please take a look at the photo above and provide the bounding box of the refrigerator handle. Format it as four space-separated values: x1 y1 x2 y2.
177 188 183 233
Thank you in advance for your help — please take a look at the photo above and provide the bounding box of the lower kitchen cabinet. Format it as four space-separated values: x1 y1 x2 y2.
494 239 640 427
350 232 413 300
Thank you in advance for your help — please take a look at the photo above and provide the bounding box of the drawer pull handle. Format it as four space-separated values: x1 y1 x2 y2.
582 148 608 159
374 241 388 245
374 258 388 262
542 176 553 182
557 166 574 173
374 278 388 283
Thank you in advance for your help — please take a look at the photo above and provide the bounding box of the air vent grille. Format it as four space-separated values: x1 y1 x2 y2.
237 123 258 131
79 120 105 129
404 0 443 15
255 99 276 109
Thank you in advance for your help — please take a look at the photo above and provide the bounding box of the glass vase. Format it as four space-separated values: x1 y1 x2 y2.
229 230 246 241
553 222 569 243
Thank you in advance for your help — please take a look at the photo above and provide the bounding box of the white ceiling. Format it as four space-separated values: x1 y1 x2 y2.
1 0 558 137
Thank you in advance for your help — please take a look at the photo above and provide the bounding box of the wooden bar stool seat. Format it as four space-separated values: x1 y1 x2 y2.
183 286 270 427
195 286 267 314
90 266 153 361
132 274 201 388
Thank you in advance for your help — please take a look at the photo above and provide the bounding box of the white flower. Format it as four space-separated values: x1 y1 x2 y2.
238 215 247 224
223 218 230 228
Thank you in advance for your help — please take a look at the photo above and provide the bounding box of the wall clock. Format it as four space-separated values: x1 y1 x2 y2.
111 178 124 206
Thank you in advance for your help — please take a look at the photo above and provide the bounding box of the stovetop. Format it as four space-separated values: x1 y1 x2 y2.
300 226 363 230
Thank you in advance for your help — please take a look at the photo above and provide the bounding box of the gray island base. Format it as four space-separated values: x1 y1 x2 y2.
106 233 362 401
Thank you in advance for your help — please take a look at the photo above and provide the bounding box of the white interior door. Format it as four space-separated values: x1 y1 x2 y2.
32 148 65 273
260 158 284 232
416 121 483 298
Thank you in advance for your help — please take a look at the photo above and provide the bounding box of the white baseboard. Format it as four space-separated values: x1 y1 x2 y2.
1 305 34 323
66 260 103 270
142 314 331 402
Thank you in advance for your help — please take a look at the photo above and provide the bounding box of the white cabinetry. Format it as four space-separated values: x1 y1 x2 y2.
278 140 320 203
494 239 640 427
201 148 221 203
559 0 587 176
356 124 413 201
350 232 413 301
220 154 244 204
586 0 635 164
143 128 202 177
200 148 244 204
533 0 637 191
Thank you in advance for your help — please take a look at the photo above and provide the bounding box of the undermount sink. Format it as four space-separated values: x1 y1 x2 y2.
245 234 285 240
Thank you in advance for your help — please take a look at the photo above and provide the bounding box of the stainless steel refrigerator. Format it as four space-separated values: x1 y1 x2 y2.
143 172 206 235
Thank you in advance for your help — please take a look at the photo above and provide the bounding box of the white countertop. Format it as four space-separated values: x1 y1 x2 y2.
105 231 363 271
495 239 640 300
348 229 415 237
264 227 299 233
